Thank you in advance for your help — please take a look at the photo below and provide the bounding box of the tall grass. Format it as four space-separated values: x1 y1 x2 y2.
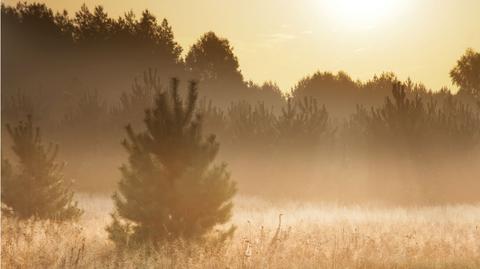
2 195 480 268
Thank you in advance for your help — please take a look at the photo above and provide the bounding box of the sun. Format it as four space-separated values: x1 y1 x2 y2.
326 0 400 30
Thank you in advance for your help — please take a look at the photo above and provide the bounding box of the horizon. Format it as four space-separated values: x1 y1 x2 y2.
4 0 480 93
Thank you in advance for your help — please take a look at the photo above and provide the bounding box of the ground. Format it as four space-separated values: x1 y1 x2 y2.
2 194 480 268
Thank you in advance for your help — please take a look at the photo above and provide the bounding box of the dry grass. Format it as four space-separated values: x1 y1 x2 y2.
2 195 480 269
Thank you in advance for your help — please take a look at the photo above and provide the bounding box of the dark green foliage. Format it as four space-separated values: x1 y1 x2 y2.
107 79 236 247
1 116 82 220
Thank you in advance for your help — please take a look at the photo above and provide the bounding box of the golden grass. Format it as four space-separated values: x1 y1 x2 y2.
2 195 480 269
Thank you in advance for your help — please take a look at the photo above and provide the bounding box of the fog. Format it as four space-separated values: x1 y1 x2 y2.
2 2 479 206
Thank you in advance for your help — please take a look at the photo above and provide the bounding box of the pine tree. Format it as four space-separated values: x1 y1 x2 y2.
1 115 82 220
107 78 236 247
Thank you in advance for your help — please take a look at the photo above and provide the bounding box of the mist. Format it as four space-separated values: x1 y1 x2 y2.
2 2 480 268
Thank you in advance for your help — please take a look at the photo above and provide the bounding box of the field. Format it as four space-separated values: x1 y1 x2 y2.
2 195 480 269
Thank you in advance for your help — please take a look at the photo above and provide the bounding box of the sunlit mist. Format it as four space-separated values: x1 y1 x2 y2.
1 0 480 268
325 0 403 30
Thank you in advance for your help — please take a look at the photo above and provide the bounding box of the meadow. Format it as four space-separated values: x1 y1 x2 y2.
2 195 480 269
2 3 480 269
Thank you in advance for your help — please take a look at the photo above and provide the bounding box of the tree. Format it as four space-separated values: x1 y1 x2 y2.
107 78 236 247
245 81 285 109
450 48 480 98
73 5 114 47
186 32 243 83
185 32 251 105
276 97 332 151
356 82 427 153
227 101 276 149
291 71 361 117
134 11 183 65
111 69 161 129
349 82 480 156
1 115 82 220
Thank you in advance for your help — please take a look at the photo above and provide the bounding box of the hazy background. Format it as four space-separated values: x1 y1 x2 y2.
4 0 480 92
2 2 480 268
1 1 479 205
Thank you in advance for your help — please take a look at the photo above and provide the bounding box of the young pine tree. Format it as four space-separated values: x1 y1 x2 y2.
107 79 236 247
1 115 82 220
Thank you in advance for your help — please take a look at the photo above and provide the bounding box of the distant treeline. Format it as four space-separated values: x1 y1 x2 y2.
2 2 480 203
4 69 479 203
3 2 478 118
1 2 282 113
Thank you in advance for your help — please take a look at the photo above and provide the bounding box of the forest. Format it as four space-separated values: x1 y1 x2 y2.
1 2 480 268
2 2 479 203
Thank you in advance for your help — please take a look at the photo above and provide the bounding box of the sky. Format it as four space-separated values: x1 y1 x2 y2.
5 0 480 92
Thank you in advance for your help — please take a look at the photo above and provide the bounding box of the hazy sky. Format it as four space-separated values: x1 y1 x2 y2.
5 0 480 92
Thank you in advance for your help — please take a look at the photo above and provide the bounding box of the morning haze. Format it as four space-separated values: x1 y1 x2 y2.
2 0 480 268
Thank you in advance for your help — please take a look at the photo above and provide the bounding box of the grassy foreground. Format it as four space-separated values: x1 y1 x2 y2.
2 195 480 269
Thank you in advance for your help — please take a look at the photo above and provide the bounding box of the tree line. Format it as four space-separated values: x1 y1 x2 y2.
1 2 480 219
3 2 479 123
1 2 283 113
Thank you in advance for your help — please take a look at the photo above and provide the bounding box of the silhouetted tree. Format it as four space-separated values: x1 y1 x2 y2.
354 83 429 155
450 48 480 101
276 97 332 151
186 32 242 82
224 97 333 155
1 115 82 220
245 81 285 109
107 79 236 247
1 3 74 96
185 32 250 105
434 96 480 151
1 3 184 109
227 101 276 149
291 71 362 117
74 5 112 45
350 82 480 156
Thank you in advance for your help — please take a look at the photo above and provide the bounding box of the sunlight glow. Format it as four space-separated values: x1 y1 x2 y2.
326 0 400 30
